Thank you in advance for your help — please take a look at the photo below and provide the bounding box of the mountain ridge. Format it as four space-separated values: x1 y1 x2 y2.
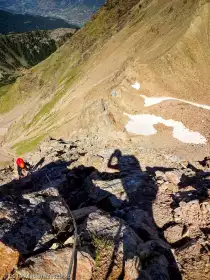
0 1 210 279
1 0 209 158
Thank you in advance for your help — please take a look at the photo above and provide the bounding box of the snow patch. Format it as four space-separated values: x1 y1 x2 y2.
124 113 207 145
131 82 141 90
140 95 210 110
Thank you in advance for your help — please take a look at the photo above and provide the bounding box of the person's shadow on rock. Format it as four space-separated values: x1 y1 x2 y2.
81 149 182 280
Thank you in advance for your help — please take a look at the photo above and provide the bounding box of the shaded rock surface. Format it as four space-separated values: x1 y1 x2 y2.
0 138 209 280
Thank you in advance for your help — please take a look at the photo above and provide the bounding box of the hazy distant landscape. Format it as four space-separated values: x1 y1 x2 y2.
0 10 78 34
0 0 105 26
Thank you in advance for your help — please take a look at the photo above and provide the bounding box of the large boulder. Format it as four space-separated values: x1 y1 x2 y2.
85 170 156 208
83 210 142 279
0 191 73 255
17 248 94 280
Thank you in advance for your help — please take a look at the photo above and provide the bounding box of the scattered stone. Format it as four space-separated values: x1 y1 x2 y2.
83 210 142 278
42 197 72 232
155 171 166 185
165 171 181 185
199 157 210 169
49 243 59 250
164 224 184 244
144 255 170 280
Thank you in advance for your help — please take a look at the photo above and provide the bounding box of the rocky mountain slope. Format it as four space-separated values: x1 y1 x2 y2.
0 28 76 86
0 0 209 160
0 1 209 278
0 138 209 279
0 0 105 26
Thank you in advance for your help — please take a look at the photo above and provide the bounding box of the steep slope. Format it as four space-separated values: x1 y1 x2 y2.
0 28 76 86
0 0 210 160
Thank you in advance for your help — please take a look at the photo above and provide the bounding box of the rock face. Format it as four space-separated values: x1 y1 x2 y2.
0 28 76 86
83 210 142 279
0 138 209 280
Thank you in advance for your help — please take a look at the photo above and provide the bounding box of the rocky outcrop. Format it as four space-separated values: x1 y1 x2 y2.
0 138 209 280
0 28 76 86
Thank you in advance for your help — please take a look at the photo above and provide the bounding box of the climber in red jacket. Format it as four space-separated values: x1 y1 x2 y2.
16 158 32 179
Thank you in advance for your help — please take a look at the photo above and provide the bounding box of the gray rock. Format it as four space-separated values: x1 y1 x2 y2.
164 224 184 244
108 195 123 209
2 214 54 254
155 171 166 181
85 176 124 202
83 210 142 277
137 240 170 261
86 171 156 207
42 198 72 232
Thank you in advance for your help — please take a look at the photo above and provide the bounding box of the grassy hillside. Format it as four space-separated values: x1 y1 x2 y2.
0 29 76 87
1 0 210 155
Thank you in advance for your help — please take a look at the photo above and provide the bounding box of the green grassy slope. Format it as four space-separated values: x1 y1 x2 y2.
2 0 141 153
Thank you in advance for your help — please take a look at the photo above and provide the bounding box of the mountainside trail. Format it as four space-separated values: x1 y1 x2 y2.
0 138 209 279
0 1 210 278
0 0 209 163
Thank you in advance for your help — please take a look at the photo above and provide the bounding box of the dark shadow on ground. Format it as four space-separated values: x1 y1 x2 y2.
0 149 182 279
174 162 210 203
